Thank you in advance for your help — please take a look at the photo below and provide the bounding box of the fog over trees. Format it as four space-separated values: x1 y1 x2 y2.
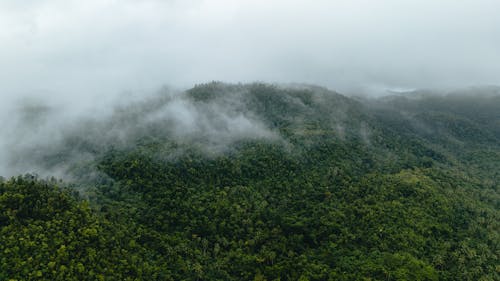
1 1 499 280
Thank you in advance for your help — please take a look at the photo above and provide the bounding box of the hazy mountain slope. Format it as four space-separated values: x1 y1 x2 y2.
1 83 498 280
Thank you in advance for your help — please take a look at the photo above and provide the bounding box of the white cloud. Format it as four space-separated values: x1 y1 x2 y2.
0 0 499 176
0 0 499 105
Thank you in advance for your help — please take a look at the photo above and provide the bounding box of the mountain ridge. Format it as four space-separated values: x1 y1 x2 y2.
0 82 498 280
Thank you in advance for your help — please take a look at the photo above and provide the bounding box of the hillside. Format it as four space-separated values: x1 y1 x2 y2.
1 83 499 280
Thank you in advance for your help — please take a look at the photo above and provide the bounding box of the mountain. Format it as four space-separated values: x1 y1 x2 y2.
1 82 498 280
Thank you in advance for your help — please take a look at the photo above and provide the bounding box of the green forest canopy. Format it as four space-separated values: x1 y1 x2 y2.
1 83 499 280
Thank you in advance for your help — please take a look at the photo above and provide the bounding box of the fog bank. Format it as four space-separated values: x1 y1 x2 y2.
1 0 499 105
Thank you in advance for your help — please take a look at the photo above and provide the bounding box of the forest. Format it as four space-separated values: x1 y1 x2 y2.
1 82 499 280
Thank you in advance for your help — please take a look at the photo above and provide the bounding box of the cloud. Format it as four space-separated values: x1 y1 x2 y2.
0 85 281 178
0 0 499 105
2 0 499 176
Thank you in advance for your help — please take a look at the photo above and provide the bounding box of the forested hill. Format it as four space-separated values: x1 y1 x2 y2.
1 82 499 280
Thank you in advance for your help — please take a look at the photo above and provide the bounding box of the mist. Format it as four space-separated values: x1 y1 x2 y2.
1 0 500 176
1 0 500 103
0 85 283 178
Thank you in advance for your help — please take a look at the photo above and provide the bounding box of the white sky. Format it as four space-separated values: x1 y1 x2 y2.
1 0 499 104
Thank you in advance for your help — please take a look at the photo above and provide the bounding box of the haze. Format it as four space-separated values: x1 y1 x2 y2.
1 0 499 105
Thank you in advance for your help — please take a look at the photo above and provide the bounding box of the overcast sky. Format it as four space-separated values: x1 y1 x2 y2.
1 0 499 105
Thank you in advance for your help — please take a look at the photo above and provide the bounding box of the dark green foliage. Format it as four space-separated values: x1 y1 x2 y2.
0 176 175 280
1 83 498 280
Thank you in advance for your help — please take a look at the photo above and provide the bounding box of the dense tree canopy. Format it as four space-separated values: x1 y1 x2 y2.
1 83 499 280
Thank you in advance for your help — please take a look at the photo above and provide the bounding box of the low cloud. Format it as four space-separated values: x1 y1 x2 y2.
1 1 499 177
0 85 280 178
1 0 499 105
